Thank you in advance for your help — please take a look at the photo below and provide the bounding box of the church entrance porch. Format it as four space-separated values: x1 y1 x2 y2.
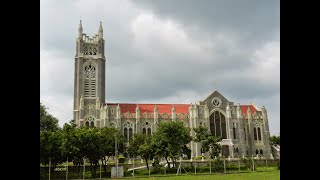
218 139 234 158
221 145 229 157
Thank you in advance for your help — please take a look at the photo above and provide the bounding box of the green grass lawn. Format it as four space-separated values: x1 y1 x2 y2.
122 168 279 180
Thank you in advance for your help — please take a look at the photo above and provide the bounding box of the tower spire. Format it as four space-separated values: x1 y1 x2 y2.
78 20 83 38
98 21 103 39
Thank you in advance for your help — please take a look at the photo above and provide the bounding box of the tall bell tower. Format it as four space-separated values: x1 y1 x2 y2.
73 20 106 127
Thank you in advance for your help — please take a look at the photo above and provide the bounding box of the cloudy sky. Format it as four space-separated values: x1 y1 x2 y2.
40 0 279 135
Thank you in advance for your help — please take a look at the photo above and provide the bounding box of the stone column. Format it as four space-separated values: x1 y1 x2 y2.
236 104 246 156
116 104 121 131
171 105 176 122
136 104 140 133
262 106 272 156
154 104 158 132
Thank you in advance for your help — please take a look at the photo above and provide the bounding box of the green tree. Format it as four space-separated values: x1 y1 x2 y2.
270 134 280 145
128 133 154 170
60 123 83 174
193 126 222 159
99 127 125 175
40 130 63 168
152 121 192 169
75 127 101 177
40 103 59 132
40 102 62 167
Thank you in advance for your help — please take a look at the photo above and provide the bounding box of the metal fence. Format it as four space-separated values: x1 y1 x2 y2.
40 156 280 180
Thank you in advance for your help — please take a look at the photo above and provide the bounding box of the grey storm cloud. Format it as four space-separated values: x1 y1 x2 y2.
40 0 279 135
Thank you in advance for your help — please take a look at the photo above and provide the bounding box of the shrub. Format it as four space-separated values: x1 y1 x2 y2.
241 157 255 171
194 156 205 160
213 158 224 172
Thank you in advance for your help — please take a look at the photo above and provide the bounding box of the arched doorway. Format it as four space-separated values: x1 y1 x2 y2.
210 111 227 139
222 145 229 157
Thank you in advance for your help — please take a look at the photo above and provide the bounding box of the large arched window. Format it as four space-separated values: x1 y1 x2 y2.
142 122 152 135
254 127 257 140
256 149 259 155
85 116 95 128
123 122 133 142
210 111 227 139
84 63 96 98
258 127 262 140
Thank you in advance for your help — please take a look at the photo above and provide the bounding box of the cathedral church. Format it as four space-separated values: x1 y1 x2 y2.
73 21 272 159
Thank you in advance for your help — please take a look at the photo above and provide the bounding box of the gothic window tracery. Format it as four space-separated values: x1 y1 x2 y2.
84 63 96 98
84 45 98 55
85 116 95 127
142 122 152 135
209 111 227 139
212 97 222 107
123 121 133 141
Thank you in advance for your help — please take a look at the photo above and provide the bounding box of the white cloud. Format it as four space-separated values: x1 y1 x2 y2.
251 38 280 86
41 48 74 127
131 12 212 61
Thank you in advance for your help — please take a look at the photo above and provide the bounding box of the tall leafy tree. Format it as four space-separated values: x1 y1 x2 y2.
128 133 154 170
193 126 222 159
152 121 192 169
40 130 63 167
40 102 62 167
60 123 82 174
270 134 280 145
99 127 125 175
40 103 59 132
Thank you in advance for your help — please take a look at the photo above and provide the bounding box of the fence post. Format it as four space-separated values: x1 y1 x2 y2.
251 155 254 172
210 158 212 174
49 157 51 180
100 159 102 179
66 157 68 180
265 155 268 171
223 157 226 174
148 160 151 177
238 155 240 172
133 157 135 178
83 158 85 180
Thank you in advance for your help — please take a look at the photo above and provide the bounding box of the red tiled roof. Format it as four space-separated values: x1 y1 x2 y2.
240 105 258 115
106 103 190 114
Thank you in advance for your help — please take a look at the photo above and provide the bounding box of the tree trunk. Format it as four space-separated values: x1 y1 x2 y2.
90 162 95 178
171 157 175 168
93 163 97 178
165 157 171 169
145 158 149 170
102 157 107 174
